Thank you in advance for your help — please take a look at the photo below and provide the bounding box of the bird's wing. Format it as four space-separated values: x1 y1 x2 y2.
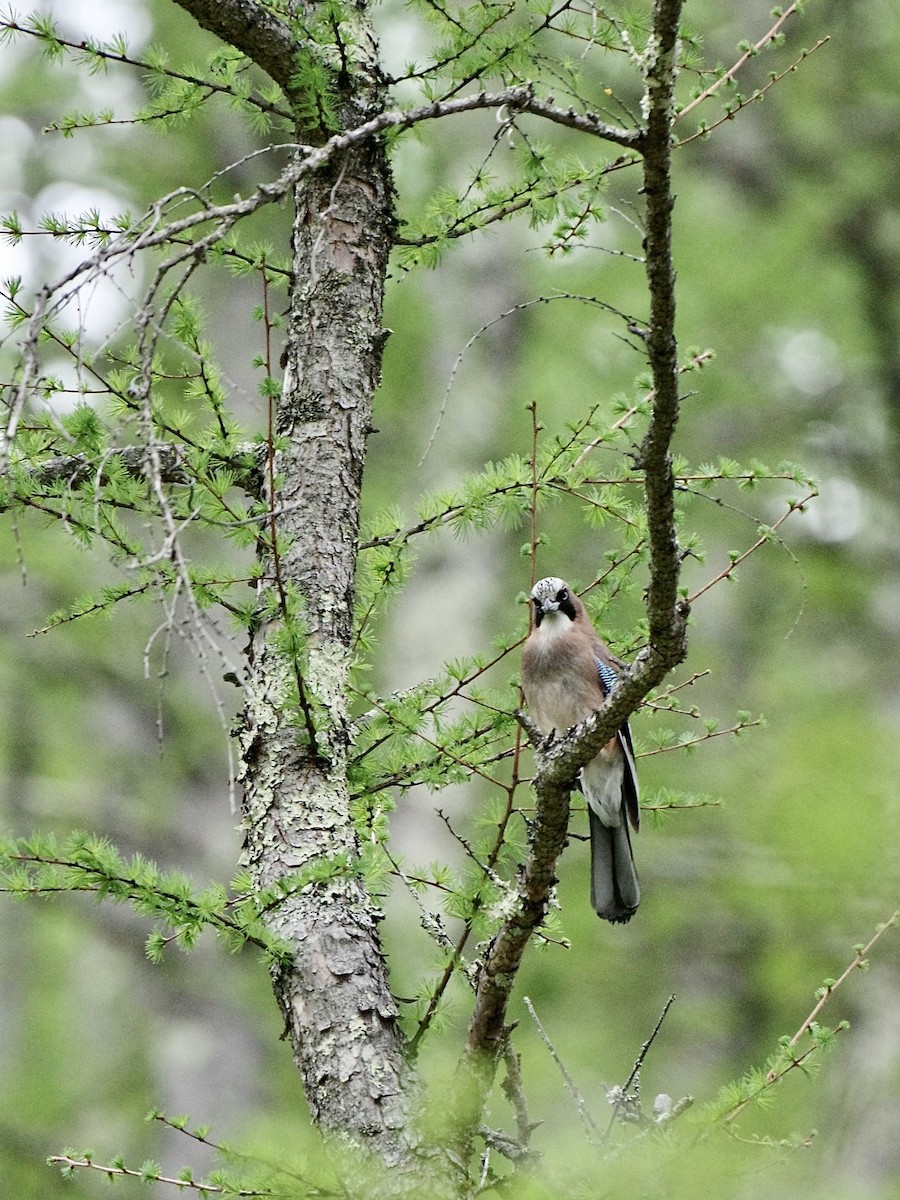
596 657 640 831
617 722 640 831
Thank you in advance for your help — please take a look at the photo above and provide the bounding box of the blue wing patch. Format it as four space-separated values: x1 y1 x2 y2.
596 658 619 695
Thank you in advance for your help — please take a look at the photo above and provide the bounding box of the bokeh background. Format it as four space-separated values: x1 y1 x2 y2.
1 1 898 1196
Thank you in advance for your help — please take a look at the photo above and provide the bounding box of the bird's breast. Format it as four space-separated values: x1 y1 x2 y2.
522 627 602 735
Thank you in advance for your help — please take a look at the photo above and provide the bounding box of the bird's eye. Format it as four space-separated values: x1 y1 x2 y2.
556 588 568 602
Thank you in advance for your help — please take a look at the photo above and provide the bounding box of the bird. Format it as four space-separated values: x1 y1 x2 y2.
520 576 640 923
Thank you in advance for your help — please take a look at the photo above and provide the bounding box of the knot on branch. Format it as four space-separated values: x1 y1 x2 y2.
503 83 536 113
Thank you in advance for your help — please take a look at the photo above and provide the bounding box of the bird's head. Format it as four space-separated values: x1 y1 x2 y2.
530 576 578 627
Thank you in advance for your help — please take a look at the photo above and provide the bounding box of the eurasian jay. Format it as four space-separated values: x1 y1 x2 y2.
521 577 640 923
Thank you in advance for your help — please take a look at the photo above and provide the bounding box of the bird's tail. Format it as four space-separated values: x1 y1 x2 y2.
588 807 640 923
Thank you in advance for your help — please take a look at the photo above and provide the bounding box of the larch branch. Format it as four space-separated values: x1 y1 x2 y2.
171 0 302 100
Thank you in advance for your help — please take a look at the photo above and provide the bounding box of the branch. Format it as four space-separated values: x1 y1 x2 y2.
522 0 691 789
638 0 689 665
2 848 282 959
675 39 830 151
720 911 899 1124
784 914 899 1054
462 740 572 1056
1 443 193 502
292 84 642 163
171 0 303 102
509 89 642 147
524 996 604 1144
459 0 687 1126
48 1154 271 1196
0 13 293 121
0 87 643 467
677 2 804 123
637 716 762 758
686 491 816 604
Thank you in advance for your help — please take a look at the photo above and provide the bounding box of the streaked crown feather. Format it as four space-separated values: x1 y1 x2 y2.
530 576 569 604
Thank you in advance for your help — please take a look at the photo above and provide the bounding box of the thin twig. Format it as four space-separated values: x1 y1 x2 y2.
624 993 676 1092
722 912 900 1124
687 491 815 604
677 39 831 150
524 996 603 1144
47 1155 272 1196
637 716 763 757
677 2 804 122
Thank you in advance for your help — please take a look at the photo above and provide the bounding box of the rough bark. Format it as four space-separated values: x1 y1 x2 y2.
170 0 448 1188
639 0 689 662
173 0 304 103
237 133 412 1167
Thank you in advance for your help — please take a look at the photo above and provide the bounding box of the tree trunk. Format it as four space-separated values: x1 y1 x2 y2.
233 9 451 1191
